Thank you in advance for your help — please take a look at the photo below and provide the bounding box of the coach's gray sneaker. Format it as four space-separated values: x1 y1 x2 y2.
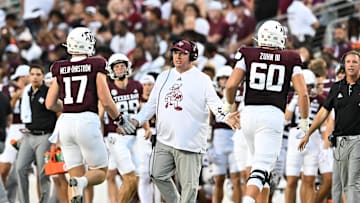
69 177 85 203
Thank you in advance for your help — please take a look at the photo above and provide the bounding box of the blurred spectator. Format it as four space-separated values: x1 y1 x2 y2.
96 25 113 46
109 20 136 55
252 0 279 22
47 10 66 31
201 63 216 80
168 9 184 36
108 0 142 30
142 7 163 34
4 44 22 76
347 16 360 43
59 0 75 24
128 46 147 73
287 0 320 48
17 29 43 63
4 14 20 37
204 42 227 72
226 0 256 54
323 23 352 61
83 6 102 34
21 0 54 35
134 40 165 81
207 1 229 45
134 29 146 47
68 1 86 26
183 3 210 37
297 46 313 68
95 6 111 28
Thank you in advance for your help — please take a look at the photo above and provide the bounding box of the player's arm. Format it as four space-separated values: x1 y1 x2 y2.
225 68 245 108
291 72 310 122
98 101 105 136
45 79 63 112
96 72 120 119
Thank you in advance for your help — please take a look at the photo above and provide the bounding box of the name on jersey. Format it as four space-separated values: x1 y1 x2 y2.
60 64 91 74
113 93 139 102
259 52 281 61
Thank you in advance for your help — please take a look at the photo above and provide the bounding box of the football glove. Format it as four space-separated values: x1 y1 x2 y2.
114 114 136 135
298 118 309 133
222 101 232 113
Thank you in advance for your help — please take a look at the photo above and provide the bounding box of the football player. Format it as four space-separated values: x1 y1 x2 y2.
211 66 242 203
100 53 146 203
225 20 310 203
45 27 134 203
0 64 30 202
284 69 323 203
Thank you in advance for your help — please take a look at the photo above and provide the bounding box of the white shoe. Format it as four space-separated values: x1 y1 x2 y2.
69 177 85 203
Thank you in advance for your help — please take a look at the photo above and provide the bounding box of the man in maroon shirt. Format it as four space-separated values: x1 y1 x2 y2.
45 27 135 203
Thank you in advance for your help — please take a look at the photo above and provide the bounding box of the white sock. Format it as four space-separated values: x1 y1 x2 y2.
79 176 88 187
242 196 255 203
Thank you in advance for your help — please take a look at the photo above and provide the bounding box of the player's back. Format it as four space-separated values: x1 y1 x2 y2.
239 46 303 112
51 56 107 114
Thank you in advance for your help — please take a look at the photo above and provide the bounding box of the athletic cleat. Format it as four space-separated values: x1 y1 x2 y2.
69 177 85 203
71 196 83 203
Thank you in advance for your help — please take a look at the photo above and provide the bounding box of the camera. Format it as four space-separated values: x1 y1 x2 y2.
328 134 337 147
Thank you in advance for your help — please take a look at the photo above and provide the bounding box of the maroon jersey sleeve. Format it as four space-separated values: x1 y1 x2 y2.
51 56 107 113
240 47 303 112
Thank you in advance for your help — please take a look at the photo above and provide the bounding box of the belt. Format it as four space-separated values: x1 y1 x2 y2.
30 130 51 135
336 135 360 141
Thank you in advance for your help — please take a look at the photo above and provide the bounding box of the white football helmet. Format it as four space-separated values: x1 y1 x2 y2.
215 65 233 80
257 20 287 49
65 27 96 56
302 69 317 97
107 53 132 80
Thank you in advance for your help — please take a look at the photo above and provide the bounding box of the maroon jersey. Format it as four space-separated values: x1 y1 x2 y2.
2 84 22 124
107 80 143 133
51 56 107 113
239 47 303 112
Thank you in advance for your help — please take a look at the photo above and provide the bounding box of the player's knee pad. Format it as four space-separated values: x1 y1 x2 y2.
247 169 271 190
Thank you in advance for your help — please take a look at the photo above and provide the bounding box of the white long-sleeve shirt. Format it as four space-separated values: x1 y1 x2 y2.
133 67 227 153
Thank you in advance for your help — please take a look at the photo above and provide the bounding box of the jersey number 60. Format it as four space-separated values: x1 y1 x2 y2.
249 62 285 92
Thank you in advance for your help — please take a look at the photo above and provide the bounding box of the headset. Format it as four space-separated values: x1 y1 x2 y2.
170 40 199 61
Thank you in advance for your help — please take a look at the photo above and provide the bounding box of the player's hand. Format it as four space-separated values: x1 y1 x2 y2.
225 111 240 130
222 101 233 113
144 128 152 140
114 114 137 135
298 133 310 151
298 118 309 134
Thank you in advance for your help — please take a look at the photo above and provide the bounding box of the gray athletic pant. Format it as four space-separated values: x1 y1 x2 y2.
150 142 202 203
332 135 360 203
16 133 51 203
0 178 9 203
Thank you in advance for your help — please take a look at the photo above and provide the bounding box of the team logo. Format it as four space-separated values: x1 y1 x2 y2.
38 97 45 104
111 89 118 96
164 83 183 111
176 41 184 47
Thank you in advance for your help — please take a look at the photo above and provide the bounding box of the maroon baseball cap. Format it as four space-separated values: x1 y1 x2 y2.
171 40 193 54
